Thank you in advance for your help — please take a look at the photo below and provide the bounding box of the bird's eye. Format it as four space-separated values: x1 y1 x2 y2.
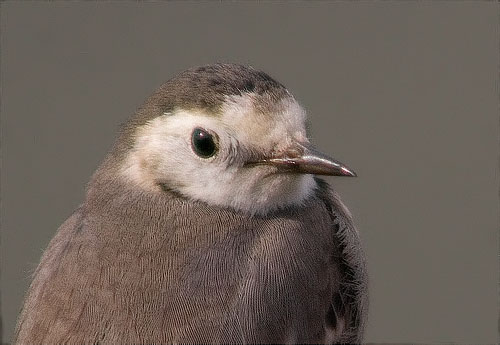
191 128 218 158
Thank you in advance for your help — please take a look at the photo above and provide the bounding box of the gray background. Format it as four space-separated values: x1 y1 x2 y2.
1 2 498 344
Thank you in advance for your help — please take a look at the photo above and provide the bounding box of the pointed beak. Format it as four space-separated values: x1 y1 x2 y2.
247 143 357 177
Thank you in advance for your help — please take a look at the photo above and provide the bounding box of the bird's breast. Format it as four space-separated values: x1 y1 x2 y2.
17 190 340 344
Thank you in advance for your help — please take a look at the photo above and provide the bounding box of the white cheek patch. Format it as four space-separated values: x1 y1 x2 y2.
119 105 317 216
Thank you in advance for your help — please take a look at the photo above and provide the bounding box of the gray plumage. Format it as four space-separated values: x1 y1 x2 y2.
14 64 368 344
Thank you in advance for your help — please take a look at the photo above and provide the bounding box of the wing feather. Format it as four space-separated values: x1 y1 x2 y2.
314 177 369 344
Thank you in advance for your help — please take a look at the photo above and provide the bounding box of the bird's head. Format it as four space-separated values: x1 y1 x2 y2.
115 64 355 215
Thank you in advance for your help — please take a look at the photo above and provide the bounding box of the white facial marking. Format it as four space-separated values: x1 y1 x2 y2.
120 94 317 215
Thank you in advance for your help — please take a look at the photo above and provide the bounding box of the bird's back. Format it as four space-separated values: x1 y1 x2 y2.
14 177 366 344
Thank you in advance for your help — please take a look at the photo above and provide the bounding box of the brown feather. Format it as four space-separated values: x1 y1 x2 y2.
14 174 367 344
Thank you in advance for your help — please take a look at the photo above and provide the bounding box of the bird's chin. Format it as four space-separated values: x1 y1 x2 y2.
239 173 317 215
151 168 317 216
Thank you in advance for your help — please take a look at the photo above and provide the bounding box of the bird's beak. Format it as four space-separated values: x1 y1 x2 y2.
247 143 357 177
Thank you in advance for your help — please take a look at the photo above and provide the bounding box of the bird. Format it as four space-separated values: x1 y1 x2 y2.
14 63 368 344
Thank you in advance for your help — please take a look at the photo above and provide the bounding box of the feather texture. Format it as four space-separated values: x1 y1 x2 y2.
14 174 367 344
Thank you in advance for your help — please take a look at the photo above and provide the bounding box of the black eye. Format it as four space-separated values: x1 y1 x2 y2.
191 128 218 158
